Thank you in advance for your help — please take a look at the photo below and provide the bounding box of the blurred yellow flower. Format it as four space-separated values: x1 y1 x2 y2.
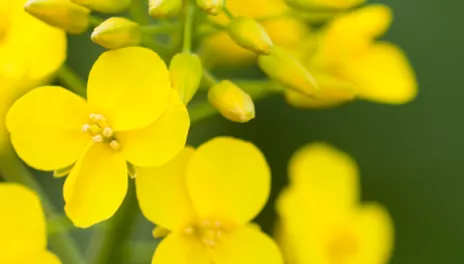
200 0 309 67
277 143 394 264
0 183 60 263
287 4 417 107
136 137 283 264
0 0 66 150
285 0 365 10
6 47 190 228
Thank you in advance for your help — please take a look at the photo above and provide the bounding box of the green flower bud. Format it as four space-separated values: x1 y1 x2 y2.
71 0 130 13
208 80 255 123
169 53 203 105
91 17 141 50
196 0 224 16
258 46 318 96
149 0 183 18
25 0 90 34
228 17 274 55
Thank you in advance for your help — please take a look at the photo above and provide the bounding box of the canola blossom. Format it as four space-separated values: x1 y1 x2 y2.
0 183 61 264
136 137 283 264
277 143 393 264
0 0 66 150
6 47 190 228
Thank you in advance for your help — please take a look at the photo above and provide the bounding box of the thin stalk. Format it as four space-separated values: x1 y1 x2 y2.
57 65 86 97
182 5 196 52
223 6 234 19
130 0 151 25
91 180 139 264
0 146 86 264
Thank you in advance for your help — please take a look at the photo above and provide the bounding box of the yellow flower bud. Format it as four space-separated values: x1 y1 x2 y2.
71 0 130 13
169 53 203 105
208 80 255 123
149 0 183 18
24 0 90 34
228 17 274 55
258 46 318 96
196 0 224 16
91 17 141 50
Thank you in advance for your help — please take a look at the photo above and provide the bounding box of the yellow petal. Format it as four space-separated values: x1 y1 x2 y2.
6 86 90 171
152 233 211 264
288 142 359 212
118 90 190 167
0 183 46 261
136 147 197 232
341 42 418 104
64 143 128 228
356 203 394 264
0 0 66 82
186 137 270 225
211 225 283 264
87 47 171 131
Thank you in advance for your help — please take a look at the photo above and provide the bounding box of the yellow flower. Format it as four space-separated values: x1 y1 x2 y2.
136 137 283 264
285 0 365 10
200 0 309 67
277 143 394 264
0 0 66 150
0 183 60 263
287 4 417 107
6 47 190 228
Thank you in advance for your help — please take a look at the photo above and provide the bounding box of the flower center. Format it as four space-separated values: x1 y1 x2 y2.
184 219 228 248
82 113 120 151
328 230 359 263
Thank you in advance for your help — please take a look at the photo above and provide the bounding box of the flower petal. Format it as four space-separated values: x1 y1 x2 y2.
211 225 283 264
287 142 359 212
87 47 171 131
31 251 62 264
186 137 270 225
341 42 418 104
64 143 128 228
0 183 46 261
152 233 211 264
6 86 90 171
136 147 197 232
118 90 190 167
356 203 394 264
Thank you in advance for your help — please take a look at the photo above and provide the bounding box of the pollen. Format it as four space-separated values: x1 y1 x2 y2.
82 113 121 151
184 219 228 248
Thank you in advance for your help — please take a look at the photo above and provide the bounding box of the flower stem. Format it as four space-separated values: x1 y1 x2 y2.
57 64 86 97
182 4 196 52
0 145 86 264
91 180 139 264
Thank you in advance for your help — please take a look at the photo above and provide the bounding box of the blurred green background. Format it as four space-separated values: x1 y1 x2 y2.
37 0 463 263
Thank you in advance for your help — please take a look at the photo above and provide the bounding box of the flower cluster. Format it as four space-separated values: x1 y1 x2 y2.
0 0 412 263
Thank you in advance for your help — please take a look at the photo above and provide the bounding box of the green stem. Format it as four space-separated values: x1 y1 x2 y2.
125 241 161 264
57 65 86 97
182 5 196 52
130 0 151 25
47 214 76 236
0 146 86 264
202 69 218 87
91 180 139 264
223 6 234 19
141 23 182 34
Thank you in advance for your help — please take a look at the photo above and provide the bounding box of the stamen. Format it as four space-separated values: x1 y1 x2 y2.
90 124 101 133
102 127 114 138
109 140 121 151
92 135 103 143
81 124 91 133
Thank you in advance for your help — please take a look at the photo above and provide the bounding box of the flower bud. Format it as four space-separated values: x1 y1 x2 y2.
196 0 224 16
24 0 90 34
258 46 318 96
169 53 203 105
149 0 183 18
71 0 130 13
228 17 273 55
208 80 255 123
91 17 141 50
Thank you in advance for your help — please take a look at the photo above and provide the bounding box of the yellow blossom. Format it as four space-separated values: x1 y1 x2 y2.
0 183 61 263
6 47 190 228
287 4 417 107
285 0 365 10
277 143 394 264
0 0 66 151
71 0 130 13
91 17 141 49
200 0 309 67
136 137 283 264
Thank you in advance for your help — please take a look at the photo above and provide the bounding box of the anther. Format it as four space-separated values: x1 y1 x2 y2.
184 226 195 234
102 127 114 138
92 135 103 143
109 140 121 151
81 124 91 133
